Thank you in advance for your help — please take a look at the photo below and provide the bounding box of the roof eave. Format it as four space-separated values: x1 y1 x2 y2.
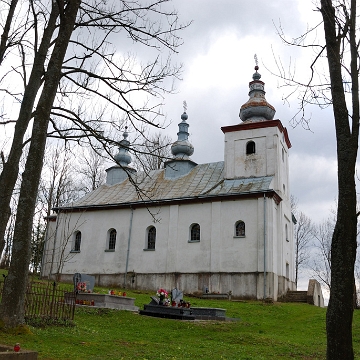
54 189 282 213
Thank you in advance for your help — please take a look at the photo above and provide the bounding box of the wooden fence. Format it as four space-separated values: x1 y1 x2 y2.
0 280 76 322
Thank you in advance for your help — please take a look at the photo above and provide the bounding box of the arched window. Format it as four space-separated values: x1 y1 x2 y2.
246 141 255 155
147 226 156 250
74 231 81 252
235 221 245 237
108 229 117 250
190 223 200 242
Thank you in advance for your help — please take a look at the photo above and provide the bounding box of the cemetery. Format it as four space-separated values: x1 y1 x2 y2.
73 273 138 312
0 271 342 358
73 274 228 320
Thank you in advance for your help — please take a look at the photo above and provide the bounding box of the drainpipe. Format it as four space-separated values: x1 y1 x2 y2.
263 194 267 299
124 207 134 288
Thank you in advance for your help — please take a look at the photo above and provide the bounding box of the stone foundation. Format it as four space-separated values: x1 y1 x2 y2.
56 271 295 301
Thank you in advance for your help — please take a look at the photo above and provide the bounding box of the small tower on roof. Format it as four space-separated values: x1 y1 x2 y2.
106 127 137 185
165 101 197 178
239 56 276 123
221 57 291 195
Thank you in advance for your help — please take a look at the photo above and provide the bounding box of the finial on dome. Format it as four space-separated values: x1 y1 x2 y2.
123 126 129 140
253 54 261 81
181 100 188 121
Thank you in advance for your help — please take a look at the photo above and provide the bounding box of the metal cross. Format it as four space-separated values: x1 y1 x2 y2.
183 100 187 112
254 54 258 67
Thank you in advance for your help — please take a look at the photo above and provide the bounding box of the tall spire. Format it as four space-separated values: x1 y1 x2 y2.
114 126 132 166
106 126 136 185
171 101 194 159
164 102 197 179
239 56 276 122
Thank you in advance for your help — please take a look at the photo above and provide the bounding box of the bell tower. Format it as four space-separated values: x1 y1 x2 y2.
221 62 291 198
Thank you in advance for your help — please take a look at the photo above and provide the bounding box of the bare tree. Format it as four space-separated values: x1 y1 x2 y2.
0 0 187 254
0 0 82 329
294 211 314 288
30 215 45 275
0 0 19 66
0 1 188 328
132 132 172 172
38 145 80 217
76 147 106 194
273 1 359 357
310 217 334 292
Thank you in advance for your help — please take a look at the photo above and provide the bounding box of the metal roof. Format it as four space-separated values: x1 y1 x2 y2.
60 161 274 210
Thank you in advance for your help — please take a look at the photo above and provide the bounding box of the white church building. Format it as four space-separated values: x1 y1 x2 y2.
41 65 296 300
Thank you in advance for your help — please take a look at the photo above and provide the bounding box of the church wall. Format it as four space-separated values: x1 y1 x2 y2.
218 199 259 273
42 186 294 300
224 126 279 180
44 195 295 299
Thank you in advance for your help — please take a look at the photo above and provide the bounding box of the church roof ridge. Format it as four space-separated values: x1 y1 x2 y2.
55 162 277 211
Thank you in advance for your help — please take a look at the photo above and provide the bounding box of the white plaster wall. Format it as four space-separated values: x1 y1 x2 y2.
224 125 290 200
224 127 277 179
218 199 259 272
45 197 268 279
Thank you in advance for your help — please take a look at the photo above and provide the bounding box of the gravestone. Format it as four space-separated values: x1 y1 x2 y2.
73 273 95 292
149 296 159 305
171 288 183 304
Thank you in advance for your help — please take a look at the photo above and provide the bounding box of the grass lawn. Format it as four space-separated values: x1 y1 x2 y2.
0 281 359 359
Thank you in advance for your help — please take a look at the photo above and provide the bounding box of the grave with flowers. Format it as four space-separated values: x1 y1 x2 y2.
71 273 138 311
139 288 227 321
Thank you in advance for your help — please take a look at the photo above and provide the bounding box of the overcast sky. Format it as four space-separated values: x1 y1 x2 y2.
149 0 342 227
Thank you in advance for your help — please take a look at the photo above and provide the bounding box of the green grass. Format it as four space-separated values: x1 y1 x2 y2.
0 281 359 359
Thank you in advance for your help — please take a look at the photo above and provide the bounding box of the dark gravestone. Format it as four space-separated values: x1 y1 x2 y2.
73 273 95 292
149 296 160 305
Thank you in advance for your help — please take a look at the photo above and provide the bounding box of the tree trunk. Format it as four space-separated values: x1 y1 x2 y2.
0 5 59 255
0 0 81 328
0 0 19 65
321 0 359 358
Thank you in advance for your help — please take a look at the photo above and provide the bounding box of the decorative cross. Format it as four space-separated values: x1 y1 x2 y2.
183 100 187 112
254 54 258 67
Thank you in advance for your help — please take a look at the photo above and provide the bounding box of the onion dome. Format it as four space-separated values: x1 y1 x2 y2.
114 127 132 166
171 111 194 159
239 65 276 122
